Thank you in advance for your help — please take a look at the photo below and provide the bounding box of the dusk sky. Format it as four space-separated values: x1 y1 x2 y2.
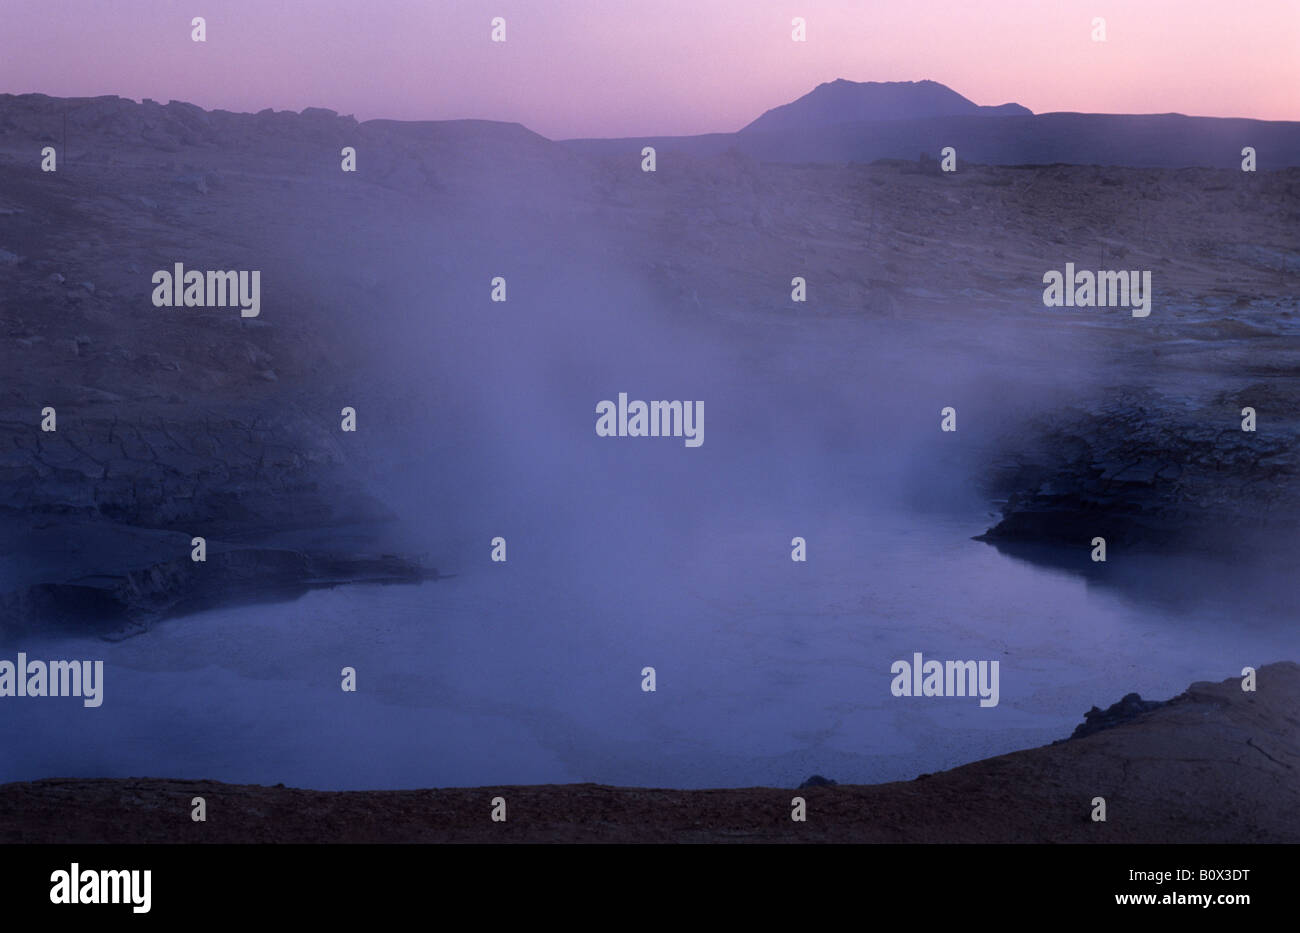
2 0 1297 139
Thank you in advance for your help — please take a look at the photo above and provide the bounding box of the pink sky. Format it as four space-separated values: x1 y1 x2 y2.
2 0 1297 138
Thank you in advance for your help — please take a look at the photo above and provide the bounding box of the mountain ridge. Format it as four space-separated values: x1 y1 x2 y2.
741 78 1032 134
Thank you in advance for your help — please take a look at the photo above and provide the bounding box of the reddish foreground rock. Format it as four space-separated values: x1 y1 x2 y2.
2 663 1296 844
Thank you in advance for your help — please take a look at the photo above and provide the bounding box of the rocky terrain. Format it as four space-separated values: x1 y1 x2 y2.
3 663 1295 843
2 92 1299 637
0 97 574 636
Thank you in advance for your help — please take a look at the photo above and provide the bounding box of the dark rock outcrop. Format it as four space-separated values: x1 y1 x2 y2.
797 774 838 789
977 386 1300 551
1063 692 1168 741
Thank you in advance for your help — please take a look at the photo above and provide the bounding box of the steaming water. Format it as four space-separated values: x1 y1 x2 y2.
4 233 1297 789
3 504 1296 790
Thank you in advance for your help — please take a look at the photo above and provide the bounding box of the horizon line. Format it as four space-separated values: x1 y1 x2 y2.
4 86 1298 145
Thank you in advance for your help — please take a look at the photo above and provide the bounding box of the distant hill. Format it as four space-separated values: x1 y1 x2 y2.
563 79 1300 169
741 79 1031 134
